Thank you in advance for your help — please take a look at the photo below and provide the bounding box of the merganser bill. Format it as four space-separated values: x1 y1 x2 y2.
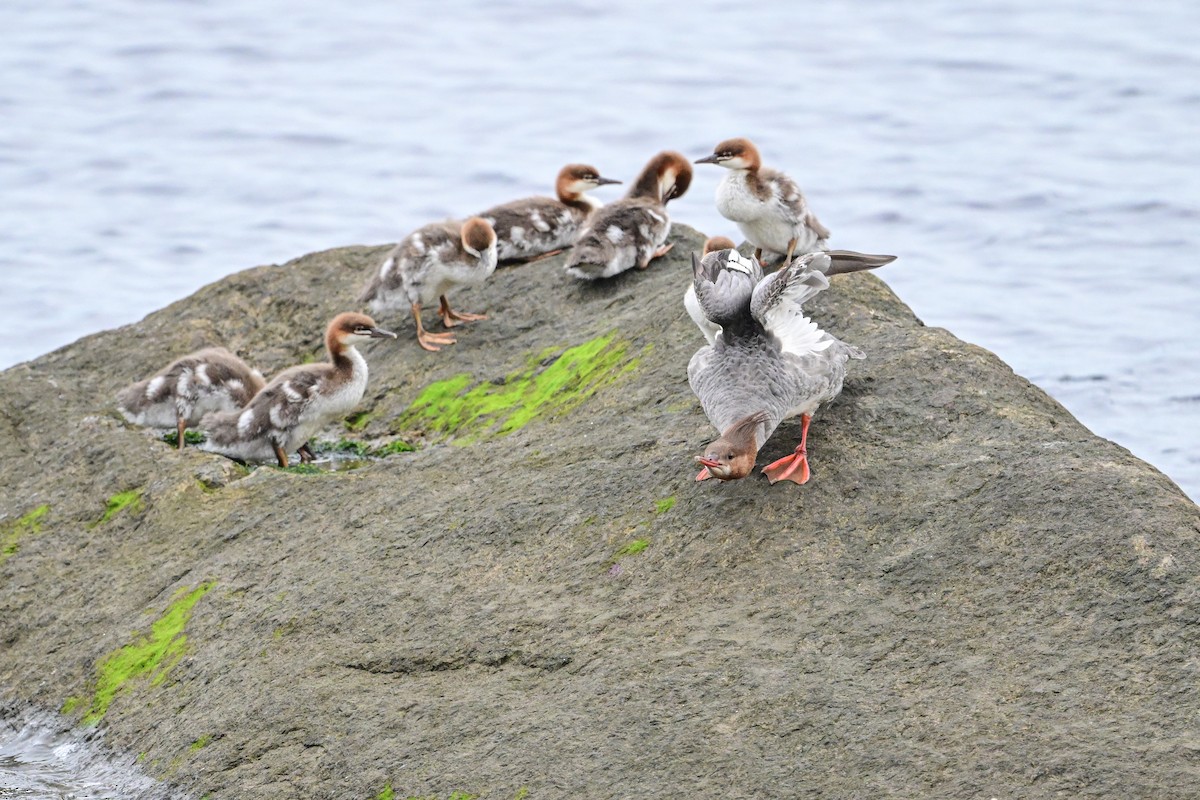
199 313 396 467
696 137 896 269
479 164 621 262
117 347 265 449
687 249 867 485
359 217 498 352
564 151 692 280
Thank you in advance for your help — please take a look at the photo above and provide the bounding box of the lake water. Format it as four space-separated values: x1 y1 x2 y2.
1 0 1197 515
1 0 1198 788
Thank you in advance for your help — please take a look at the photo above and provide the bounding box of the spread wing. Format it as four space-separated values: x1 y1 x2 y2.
750 252 835 358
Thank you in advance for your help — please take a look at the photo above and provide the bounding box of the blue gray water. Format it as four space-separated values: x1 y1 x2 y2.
1 0 1197 513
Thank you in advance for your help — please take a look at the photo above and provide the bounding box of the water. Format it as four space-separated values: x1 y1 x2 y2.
0 0 1197 513
0 709 179 799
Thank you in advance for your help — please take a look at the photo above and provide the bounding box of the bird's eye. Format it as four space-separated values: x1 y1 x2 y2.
727 453 734 460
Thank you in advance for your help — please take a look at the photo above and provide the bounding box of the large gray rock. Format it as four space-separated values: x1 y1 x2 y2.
1 226 1197 799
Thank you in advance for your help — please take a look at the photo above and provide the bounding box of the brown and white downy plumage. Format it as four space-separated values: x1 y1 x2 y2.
199 313 395 467
116 347 265 449
564 151 693 280
687 249 869 486
696 137 896 268
478 164 621 262
359 217 499 352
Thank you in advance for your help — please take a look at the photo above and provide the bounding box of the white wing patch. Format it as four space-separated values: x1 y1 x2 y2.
724 250 754 275
195 363 211 386
510 225 526 243
145 375 165 399
764 306 834 357
606 225 625 243
237 407 255 435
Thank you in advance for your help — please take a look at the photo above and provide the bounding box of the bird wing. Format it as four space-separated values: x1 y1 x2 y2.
247 365 326 435
760 167 830 240
689 248 762 327
750 252 835 358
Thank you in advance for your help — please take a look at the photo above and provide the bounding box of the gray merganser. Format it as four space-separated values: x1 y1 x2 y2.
116 347 265 449
564 151 692 280
684 235 739 346
696 137 896 268
685 239 898 347
687 249 866 485
479 164 621 263
359 217 498 352
199 313 396 467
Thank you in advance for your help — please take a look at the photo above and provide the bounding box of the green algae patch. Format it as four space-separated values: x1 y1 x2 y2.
92 489 144 528
189 734 213 752
375 786 395 800
617 538 650 557
162 429 205 447
0 503 50 565
81 582 215 724
654 496 676 514
397 332 642 443
371 439 417 457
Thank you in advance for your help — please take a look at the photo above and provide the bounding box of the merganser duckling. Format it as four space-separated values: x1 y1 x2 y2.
564 151 692 280
116 348 265 449
479 164 621 262
684 236 739 346
359 217 498 352
696 137 896 268
199 313 396 467
687 249 865 485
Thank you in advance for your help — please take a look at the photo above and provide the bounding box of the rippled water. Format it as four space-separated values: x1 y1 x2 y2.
2 0 1197 503
0 710 177 799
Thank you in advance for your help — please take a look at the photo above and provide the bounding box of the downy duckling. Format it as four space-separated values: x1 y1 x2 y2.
564 151 692 280
199 313 395 467
116 347 265 448
696 137 895 268
479 163 621 262
359 217 498 352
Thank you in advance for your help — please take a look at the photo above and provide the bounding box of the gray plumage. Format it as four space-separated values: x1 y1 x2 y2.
564 198 671 280
687 250 864 448
481 196 589 262
359 219 498 311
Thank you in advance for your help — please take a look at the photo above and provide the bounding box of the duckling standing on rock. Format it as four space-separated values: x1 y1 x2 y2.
199 313 395 468
696 137 895 269
688 249 871 486
117 348 265 449
359 217 498 352
564 151 692 280
479 164 621 263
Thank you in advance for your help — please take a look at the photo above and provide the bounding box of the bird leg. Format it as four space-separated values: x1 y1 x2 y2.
412 301 457 351
784 237 798 265
753 247 763 262
273 443 289 469
175 415 187 450
762 413 812 485
298 443 315 463
438 295 487 328
638 242 674 269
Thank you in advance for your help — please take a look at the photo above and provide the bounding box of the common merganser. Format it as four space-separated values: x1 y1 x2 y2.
116 347 265 449
564 151 692 280
696 137 896 268
685 239 898 346
359 217 498 352
199 313 395 467
684 236 738 346
687 249 866 485
479 164 621 262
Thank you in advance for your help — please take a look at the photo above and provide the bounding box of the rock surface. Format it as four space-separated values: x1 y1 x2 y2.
1 226 1198 799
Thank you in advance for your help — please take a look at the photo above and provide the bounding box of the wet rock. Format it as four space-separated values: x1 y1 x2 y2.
1 227 1198 799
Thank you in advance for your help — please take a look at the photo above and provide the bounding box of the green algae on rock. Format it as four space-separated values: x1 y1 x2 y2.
72 582 215 724
91 489 145 528
395 331 643 444
0 503 49 565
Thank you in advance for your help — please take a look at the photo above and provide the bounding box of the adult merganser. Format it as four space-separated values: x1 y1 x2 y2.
116 347 265 449
696 137 895 268
199 313 395 467
685 239 897 347
684 236 738 346
479 164 621 262
687 249 865 485
564 151 692 280
359 217 498 352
